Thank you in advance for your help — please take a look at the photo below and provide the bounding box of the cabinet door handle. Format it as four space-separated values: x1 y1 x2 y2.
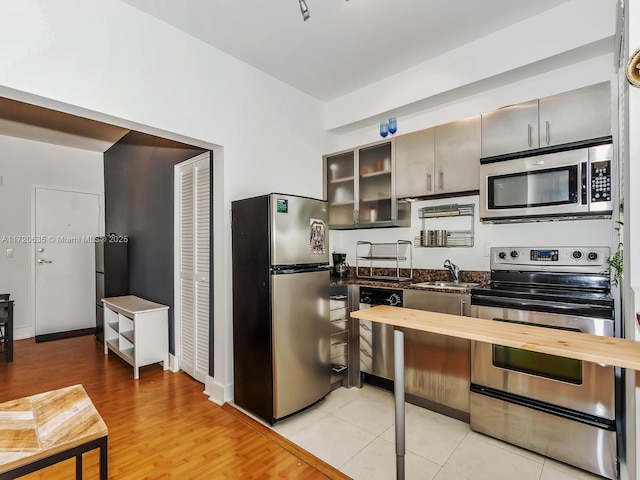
545 120 550 145
360 323 371 332
427 173 432 192
460 299 466 316
353 209 358 224
527 124 532 147
439 171 444 190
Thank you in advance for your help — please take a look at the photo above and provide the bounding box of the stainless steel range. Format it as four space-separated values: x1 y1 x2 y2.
470 246 617 479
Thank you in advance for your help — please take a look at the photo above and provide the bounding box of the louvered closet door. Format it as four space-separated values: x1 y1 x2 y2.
178 153 211 383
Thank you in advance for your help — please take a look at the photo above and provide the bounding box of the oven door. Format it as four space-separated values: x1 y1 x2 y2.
470 304 614 419
480 148 588 221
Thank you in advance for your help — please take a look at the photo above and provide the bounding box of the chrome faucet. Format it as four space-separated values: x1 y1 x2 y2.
444 259 460 283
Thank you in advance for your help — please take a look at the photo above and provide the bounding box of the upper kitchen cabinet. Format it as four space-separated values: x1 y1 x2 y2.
325 150 356 227
395 117 481 199
395 128 435 198
538 82 611 148
481 100 539 158
481 82 611 158
324 140 407 229
434 116 481 195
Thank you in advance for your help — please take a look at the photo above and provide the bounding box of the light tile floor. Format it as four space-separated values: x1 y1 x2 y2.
264 385 606 480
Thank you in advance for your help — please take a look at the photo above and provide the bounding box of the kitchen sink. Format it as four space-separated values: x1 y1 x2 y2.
411 281 480 290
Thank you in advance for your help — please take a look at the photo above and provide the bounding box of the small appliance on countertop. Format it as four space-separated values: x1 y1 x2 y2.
332 252 349 278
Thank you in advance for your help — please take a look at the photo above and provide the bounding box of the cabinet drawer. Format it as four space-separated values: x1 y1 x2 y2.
330 307 348 321
330 316 349 335
330 295 348 310
359 319 373 344
330 335 348 358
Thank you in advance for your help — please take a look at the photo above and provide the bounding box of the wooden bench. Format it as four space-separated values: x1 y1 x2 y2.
0 384 108 479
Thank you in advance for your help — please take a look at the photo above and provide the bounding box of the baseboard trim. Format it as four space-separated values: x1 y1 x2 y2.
35 328 95 343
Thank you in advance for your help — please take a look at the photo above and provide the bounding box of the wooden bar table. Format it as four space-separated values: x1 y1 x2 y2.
351 305 640 480
0 384 108 480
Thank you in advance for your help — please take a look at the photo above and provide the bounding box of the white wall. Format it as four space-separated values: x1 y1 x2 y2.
0 0 336 404
325 0 616 131
332 196 614 273
0 134 103 339
623 0 640 478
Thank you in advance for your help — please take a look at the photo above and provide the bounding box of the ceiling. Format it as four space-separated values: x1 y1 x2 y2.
0 0 572 151
121 0 571 102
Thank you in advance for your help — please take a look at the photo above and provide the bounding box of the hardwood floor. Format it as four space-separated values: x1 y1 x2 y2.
0 336 350 479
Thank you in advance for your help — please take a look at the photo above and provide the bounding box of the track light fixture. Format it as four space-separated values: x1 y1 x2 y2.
299 0 310 21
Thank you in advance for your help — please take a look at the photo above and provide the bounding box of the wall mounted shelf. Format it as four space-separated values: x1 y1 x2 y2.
415 203 475 248
355 240 413 281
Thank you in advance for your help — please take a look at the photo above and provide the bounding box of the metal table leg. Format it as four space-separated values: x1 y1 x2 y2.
394 328 405 480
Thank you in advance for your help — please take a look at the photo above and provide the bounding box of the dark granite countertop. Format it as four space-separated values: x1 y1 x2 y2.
330 268 490 293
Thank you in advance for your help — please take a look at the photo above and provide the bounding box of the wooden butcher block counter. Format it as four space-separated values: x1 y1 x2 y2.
352 305 640 369
351 305 640 480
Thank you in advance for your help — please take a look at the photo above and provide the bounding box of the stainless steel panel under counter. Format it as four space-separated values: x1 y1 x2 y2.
403 289 471 422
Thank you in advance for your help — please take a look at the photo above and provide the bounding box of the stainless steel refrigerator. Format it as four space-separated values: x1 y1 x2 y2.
232 193 330 424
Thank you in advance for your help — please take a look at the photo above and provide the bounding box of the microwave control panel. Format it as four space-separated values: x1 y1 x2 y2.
591 160 611 203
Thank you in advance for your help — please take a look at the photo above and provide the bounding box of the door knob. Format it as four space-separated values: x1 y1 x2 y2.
37 258 53 264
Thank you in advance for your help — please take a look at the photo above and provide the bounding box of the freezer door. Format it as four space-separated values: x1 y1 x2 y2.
270 194 328 267
272 269 330 419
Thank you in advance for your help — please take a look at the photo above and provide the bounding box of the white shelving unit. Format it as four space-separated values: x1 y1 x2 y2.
102 295 169 380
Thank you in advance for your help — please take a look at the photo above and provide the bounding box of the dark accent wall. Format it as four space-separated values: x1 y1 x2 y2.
104 131 208 355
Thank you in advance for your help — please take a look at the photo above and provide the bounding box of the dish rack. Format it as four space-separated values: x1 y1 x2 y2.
355 240 413 281
414 203 475 247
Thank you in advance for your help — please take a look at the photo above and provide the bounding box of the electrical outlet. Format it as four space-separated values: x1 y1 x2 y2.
484 242 491 257
6 248 14 258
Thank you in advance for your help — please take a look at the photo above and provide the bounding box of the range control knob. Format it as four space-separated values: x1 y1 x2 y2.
510 250 519 259
498 251 507 260
361 295 371 304
587 251 599 261
389 293 401 306
572 250 583 260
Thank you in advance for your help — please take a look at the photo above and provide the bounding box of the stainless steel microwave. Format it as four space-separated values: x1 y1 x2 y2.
480 142 613 222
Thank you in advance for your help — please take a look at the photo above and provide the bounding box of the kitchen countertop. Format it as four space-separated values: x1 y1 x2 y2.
330 275 488 293
352 305 640 370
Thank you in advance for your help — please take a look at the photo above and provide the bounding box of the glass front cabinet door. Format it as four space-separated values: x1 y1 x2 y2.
324 140 398 229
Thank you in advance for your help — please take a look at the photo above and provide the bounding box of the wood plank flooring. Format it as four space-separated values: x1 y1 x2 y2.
0 336 350 479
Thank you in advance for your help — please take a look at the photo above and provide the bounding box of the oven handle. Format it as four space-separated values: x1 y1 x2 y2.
471 294 614 319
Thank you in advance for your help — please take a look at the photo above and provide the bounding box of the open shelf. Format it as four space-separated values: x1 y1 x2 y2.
415 203 475 248
356 240 413 281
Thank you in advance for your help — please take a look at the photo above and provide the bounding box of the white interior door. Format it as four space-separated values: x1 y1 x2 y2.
176 153 211 382
34 188 101 337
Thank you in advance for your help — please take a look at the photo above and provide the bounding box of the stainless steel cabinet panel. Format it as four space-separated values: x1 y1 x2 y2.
481 100 539 158
539 82 611 148
403 289 471 419
481 82 611 158
434 116 481 194
395 128 435 198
